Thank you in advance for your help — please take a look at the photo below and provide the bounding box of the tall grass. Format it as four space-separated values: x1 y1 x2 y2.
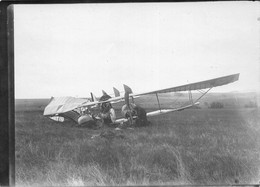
15 108 260 186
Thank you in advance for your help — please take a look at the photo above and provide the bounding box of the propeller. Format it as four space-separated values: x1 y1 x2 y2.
102 90 108 96
124 91 133 125
113 87 120 97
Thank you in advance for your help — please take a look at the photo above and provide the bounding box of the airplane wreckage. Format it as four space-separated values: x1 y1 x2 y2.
43 73 240 128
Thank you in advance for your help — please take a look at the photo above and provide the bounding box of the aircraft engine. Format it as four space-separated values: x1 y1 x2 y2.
78 114 93 125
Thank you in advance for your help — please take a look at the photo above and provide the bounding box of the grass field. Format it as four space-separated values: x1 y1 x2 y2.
15 93 260 186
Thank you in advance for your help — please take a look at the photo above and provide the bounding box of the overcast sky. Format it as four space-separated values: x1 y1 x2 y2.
14 2 260 99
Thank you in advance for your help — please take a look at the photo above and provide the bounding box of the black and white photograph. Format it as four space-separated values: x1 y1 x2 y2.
14 2 260 186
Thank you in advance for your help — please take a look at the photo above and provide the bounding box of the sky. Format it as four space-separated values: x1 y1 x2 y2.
14 2 260 99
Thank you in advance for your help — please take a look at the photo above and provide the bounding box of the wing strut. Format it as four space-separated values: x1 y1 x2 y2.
155 93 162 112
194 87 212 103
189 90 193 105
131 96 135 104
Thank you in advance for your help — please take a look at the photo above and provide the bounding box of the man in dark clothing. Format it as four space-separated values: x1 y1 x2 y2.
99 92 111 102
132 104 148 126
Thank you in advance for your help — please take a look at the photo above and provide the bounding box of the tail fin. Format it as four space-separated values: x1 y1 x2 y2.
113 87 120 97
123 84 133 94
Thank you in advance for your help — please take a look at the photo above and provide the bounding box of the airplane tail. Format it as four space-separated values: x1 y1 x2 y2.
113 87 120 97
123 84 133 94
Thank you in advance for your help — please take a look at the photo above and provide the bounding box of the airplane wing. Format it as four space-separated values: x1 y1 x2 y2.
43 96 91 116
43 96 104 124
114 73 240 123
132 73 240 96
146 102 200 117
132 73 239 117
79 73 239 107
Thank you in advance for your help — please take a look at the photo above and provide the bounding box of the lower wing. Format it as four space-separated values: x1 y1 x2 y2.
114 102 199 124
146 102 199 117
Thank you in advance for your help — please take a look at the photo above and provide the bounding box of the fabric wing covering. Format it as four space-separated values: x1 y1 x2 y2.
43 96 90 116
136 73 240 95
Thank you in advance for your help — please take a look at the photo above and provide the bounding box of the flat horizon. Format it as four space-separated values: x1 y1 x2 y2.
14 90 260 100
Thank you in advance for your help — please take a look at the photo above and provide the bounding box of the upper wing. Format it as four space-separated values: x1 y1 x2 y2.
80 73 240 108
133 73 240 96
